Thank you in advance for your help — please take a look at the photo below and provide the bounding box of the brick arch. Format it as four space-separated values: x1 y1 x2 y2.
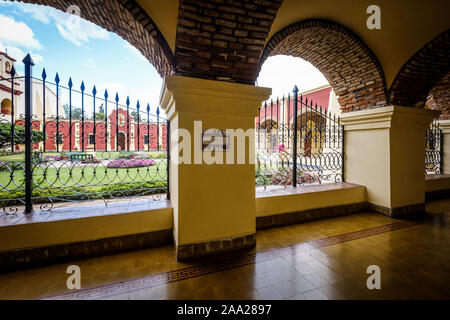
390 30 450 110
175 0 283 84
260 19 388 113
16 0 174 77
426 72 450 119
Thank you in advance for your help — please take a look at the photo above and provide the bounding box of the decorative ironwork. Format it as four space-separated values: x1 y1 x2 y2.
255 86 344 188
425 120 442 175
0 54 169 214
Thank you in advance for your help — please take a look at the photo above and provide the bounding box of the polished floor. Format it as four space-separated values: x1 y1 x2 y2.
1 199 449 300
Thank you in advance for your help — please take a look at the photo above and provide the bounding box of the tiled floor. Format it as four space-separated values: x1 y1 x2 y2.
0 199 449 300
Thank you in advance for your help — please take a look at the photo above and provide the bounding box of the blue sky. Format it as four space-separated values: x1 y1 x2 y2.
0 1 328 115
0 1 163 115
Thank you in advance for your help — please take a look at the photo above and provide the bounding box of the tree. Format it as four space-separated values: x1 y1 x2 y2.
93 112 105 120
0 123 45 149
63 104 83 120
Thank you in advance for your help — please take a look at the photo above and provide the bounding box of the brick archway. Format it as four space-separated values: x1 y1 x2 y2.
426 72 450 119
260 19 388 113
17 0 174 77
174 0 283 84
390 30 450 113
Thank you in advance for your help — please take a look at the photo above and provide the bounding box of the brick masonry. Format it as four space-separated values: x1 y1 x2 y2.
14 1 447 115
176 233 256 261
390 30 450 112
426 72 450 120
0 229 173 273
368 202 426 219
175 0 283 84
16 0 174 77
260 19 388 113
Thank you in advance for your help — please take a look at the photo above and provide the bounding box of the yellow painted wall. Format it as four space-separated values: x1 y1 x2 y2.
342 106 440 209
137 0 179 52
425 176 450 193
0 207 173 253
161 75 271 246
256 184 366 217
439 120 450 175
345 128 391 207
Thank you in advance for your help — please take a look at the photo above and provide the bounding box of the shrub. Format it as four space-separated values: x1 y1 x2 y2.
0 161 22 172
271 167 320 186
255 167 272 187
0 123 45 149
106 158 156 168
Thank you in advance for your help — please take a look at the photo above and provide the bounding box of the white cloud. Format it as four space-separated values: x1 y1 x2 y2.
0 40 42 66
257 55 329 100
82 58 99 70
11 2 110 47
0 14 42 50
17 4 50 24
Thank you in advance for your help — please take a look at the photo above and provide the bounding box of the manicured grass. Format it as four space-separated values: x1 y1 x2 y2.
0 158 167 203
0 161 167 190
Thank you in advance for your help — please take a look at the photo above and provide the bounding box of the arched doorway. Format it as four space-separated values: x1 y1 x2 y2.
117 132 126 151
1 99 12 115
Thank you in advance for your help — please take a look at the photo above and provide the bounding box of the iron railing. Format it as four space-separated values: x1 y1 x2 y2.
0 54 169 214
255 86 344 188
425 120 442 175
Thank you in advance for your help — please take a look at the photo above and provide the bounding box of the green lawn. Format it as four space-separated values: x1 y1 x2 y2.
0 158 167 202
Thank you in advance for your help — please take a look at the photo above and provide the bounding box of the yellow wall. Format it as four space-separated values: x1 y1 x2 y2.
256 184 366 217
439 120 450 174
0 207 173 253
137 0 179 52
161 75 271 246
341 106 440 209
425 175 450 193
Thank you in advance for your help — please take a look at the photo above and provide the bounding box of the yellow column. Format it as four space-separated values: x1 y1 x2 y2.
341 106 440 217
160 75 271 260
437 120 450 174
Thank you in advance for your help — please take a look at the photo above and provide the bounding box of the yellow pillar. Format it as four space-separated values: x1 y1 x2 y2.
437 120 450 174
160 75 271 260
341 106 440 217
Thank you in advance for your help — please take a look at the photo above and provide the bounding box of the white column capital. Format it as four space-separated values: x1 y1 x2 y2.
340 106 441 131
159 75 271 120
437 119 450 134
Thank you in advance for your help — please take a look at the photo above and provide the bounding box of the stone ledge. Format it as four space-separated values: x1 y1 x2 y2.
176 233 256 261
0 229 173 273
256 202 368 230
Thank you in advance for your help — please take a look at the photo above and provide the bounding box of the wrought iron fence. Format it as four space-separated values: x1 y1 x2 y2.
0 54 169 214
425 120 442 175
255 86 344 188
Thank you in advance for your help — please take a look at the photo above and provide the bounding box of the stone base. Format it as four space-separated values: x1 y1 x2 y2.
368 202 425 218
0 229 172 273
176 233 256 261
256 202 368 230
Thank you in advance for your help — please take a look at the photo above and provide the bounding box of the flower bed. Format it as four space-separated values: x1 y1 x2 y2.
106 159 156 169
44 155 62 161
